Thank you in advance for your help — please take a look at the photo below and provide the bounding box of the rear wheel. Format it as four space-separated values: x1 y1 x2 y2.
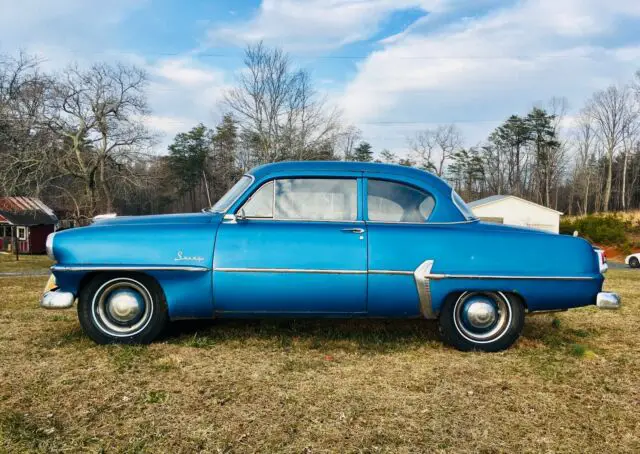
78 273 168 344
438 291 524 352
629 257 640 268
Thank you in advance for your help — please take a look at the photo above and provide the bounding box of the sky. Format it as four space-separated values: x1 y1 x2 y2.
1 0 639 158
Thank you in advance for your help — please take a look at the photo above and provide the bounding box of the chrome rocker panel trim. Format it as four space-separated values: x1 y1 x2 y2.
41 290 75 309
52 265 210 272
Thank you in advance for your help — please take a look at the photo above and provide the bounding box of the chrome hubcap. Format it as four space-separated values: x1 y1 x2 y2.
453 292 512 343
465 301 497 329
106 289 144 323
92 278 153 337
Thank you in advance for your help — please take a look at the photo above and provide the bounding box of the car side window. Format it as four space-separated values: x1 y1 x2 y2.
367 179 435 222
241 178 358 221
242 181 274 218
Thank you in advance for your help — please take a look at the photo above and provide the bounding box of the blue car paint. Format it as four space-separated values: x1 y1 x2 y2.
52 213 220 319
49 161 604 320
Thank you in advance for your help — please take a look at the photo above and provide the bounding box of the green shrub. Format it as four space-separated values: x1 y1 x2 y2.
560 214 630 246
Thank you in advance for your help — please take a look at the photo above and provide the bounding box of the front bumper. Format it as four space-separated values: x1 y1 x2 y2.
596 292 621 310
40 273 74 309
41 290 75 309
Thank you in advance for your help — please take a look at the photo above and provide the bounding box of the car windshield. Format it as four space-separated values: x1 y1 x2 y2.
452 190 477 221
210 175 253 212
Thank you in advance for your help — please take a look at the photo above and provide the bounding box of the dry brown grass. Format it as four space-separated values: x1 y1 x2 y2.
562 210 640 225
0 254 52 273
1 271 639 453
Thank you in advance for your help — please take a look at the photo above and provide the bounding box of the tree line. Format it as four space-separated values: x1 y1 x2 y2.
1 44 639 224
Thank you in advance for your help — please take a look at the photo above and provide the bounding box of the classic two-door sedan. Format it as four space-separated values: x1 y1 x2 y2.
41 161 620 351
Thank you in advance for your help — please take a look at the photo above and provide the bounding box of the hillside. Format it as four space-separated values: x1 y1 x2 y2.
561 211 640 262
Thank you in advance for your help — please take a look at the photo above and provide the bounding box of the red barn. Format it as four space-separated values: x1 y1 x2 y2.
0 197 58 255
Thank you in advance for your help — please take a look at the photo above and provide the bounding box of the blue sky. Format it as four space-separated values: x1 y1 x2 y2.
1 0 639 157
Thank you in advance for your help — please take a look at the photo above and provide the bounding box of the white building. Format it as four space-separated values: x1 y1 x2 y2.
468 195 562 233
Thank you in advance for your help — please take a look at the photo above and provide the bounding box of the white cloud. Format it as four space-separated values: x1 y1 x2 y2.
153 58 222 87
340 0 640 149
0 1 230 154
143 115 194 137
0 0 148 53
209 0 447 51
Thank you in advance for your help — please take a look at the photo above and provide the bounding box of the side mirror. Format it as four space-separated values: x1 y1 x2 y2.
222 209 247 224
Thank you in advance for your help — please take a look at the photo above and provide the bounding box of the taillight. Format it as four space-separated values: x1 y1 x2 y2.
596 249 608 273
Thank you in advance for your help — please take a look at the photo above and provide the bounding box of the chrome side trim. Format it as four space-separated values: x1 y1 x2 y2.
52 265 210 272
215 267 366 274
414 260 436 319
426 273 595 281
368 270 413 276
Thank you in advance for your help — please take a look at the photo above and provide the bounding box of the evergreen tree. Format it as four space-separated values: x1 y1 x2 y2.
353 141 373 162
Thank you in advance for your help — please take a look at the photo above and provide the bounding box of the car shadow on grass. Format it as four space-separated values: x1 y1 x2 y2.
162 318 444 353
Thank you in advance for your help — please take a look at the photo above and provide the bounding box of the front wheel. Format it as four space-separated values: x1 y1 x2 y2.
78 273 168 344
629 257 640 268
438 291 525 352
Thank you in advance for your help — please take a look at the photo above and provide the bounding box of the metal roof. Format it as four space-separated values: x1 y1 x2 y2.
467 195 511 208
468 194 563 214
0 197 58 226
248 161 454 196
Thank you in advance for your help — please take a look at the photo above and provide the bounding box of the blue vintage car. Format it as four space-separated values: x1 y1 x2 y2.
41 161 620 351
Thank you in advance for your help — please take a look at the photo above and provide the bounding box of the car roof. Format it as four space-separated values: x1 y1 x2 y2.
248 161 453 193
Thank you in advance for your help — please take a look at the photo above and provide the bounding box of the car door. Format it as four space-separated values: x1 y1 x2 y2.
212 175 367 314
365 177 438 317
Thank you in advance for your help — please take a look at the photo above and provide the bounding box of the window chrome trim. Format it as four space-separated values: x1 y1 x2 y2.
451 190 478 221
237 176 360 222
52 265 210 272
217 174 255 213
365 219 479 226
236 218 366 224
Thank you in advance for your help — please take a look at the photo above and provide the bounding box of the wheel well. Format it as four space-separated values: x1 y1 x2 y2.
77 271 164 301
443 290 528 311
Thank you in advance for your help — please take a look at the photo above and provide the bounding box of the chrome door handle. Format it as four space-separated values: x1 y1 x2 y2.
341 228 365 234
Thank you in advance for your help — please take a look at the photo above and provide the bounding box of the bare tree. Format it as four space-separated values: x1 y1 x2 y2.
621 114 639 210
224 42 341 163
45 63 152 215
338 125 361 161
572 112 596 214
409 124 463 176
586 85 633 211
0 52 57 196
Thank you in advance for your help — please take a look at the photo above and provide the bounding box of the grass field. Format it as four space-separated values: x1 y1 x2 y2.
0 253 52 273
1 270 638 453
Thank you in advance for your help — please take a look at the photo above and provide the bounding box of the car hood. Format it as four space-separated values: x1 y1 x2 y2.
92 212 223 226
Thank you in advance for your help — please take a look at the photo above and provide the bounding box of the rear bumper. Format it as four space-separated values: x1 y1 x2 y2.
596 292 621 310
40 290 75 309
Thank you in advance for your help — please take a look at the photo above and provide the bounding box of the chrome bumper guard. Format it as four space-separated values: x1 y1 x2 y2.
41 290 75 309
596 292 621 310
